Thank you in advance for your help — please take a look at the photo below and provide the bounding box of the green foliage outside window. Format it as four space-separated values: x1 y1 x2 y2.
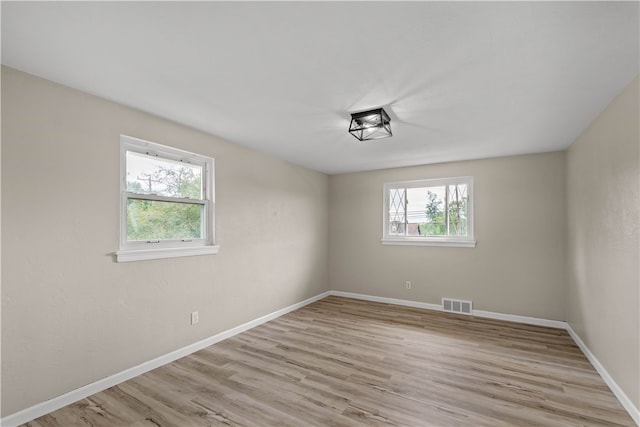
127 166 203 241
418 188 467 237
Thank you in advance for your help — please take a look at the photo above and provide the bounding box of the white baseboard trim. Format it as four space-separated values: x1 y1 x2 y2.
330 291 442 311
472 309 567 329
3 290 637 427
0 291 332 427
330 291 566 329
565 323 640 426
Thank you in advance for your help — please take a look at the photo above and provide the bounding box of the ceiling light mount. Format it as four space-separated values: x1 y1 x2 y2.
349 107 392 141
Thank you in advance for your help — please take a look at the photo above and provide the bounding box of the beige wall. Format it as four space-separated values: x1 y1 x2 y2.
0 67 329 416
566 75 639 408
329 151 567 320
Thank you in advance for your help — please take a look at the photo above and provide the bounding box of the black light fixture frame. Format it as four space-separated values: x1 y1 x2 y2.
349 107 392 141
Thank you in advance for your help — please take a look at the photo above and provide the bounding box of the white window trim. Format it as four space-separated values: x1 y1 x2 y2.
116 135 219 262
381 176 476 248
116 245 220 263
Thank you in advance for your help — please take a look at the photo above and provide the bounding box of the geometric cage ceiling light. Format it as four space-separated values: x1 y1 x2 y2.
348 107 392 141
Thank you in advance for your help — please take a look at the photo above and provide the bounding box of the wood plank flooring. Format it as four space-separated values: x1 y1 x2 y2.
23 296 635 426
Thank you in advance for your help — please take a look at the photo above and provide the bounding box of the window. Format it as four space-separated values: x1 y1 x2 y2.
382 176 475 247
116 135 219 262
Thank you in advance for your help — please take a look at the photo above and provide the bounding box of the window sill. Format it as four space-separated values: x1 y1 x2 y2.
116 245 220 262
381 238 476 248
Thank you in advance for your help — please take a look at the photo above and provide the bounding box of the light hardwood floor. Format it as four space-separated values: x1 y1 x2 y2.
23 296 635 426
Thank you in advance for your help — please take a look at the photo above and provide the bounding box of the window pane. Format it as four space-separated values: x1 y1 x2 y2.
405 187 425 236
447 184 468 236
388 188 406 235
414 186 446 236
126 151 202 199
127 199 203 241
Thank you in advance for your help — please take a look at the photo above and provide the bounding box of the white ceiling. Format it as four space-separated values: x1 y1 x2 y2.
2 2 639 174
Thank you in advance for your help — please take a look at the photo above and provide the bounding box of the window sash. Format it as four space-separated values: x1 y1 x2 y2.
121 194 212 250
125 150 205 200
125 196 209 243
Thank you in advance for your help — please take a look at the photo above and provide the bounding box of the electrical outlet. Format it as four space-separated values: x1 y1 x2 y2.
405 281 412 289
191 311 199 325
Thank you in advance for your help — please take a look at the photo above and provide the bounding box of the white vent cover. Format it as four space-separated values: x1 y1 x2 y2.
442 298 473 315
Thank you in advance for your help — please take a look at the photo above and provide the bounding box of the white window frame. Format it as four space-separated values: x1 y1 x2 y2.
116 135 219 262
381 176 476 248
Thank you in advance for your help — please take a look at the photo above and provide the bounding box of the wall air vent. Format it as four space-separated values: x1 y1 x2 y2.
442 298 473 315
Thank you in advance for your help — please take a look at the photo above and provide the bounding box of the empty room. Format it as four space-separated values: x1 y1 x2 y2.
1 2 638 426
